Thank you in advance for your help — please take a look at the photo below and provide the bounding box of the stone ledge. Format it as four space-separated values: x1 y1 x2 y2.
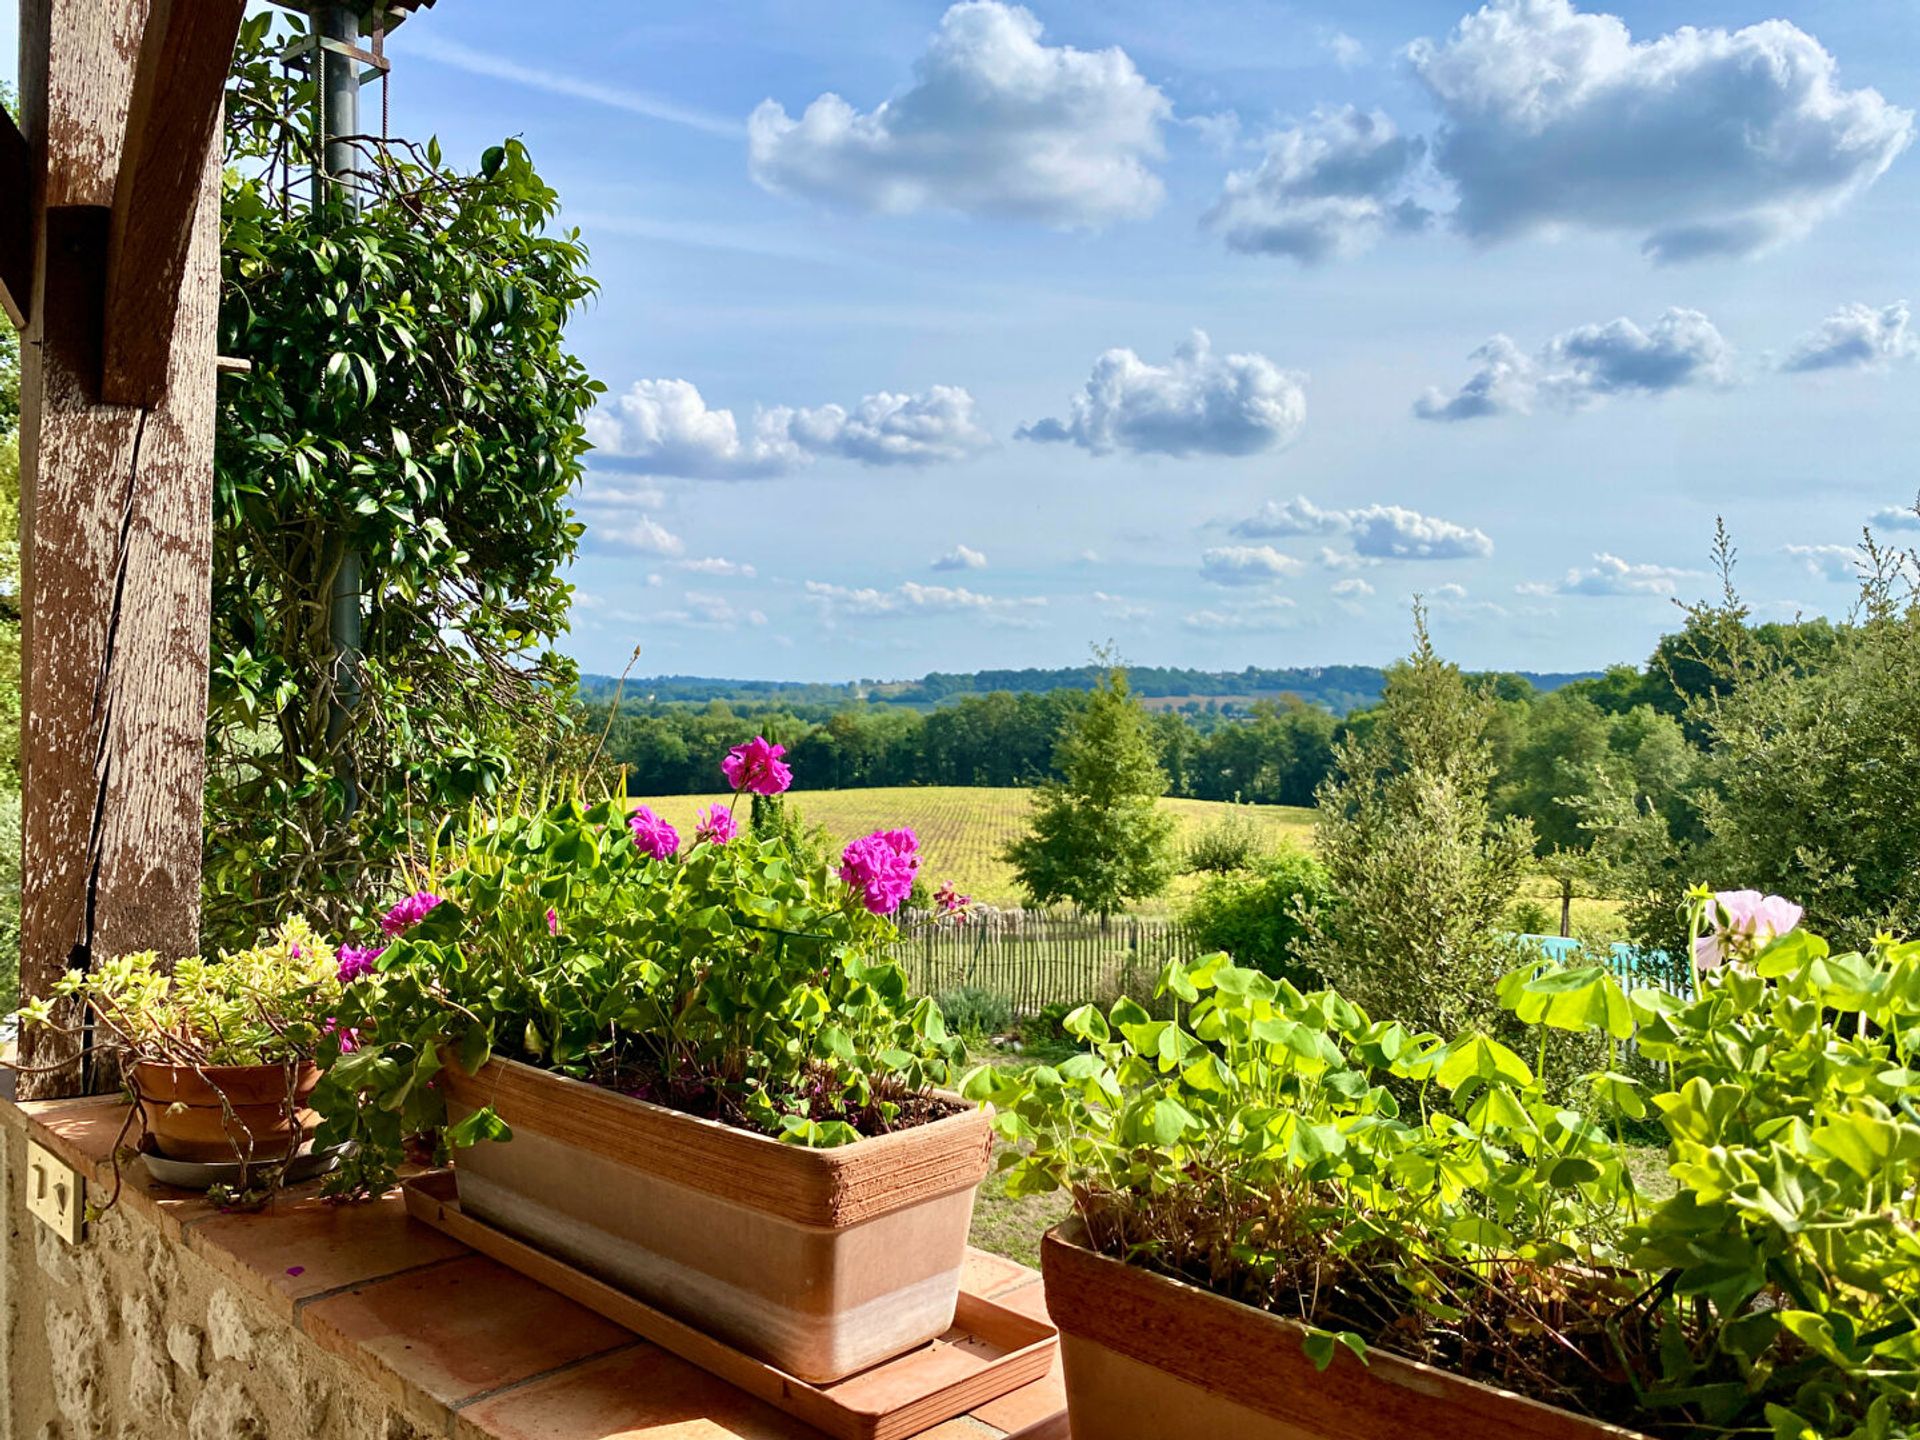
1 1093 1066 1438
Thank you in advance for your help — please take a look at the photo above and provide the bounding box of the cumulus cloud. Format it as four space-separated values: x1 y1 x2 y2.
932 544 988 572
1230 494 1349 538
649 592 771 630
1204 107 1430 262
676 556 757 577
1020 331 1306 457
588 379 991 477
1417 308 1732 420
1322 29 1367 69
1182 595 1299 632
1229 498 1492 561
805 579 1048 627
1871 503 1920 531
1093 590 1153 621
1408 0 1913 262
748 1 1170 227
1782 544 1861 583
1330 577 1374 598
1783 301 1917 373
1200 545 1303 586
1523 552 1697 597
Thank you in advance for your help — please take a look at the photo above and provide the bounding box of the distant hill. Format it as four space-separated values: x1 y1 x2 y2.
577 663 1602 717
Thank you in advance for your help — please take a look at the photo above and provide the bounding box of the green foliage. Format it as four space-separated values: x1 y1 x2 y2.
1178 847 1329 987
935 985 1014 1041
968 898 1920 1438
205 16 601 945
1003 662 1178 916
1182 806 1270 874
1303 607 1536 1036
312 792 963 1195
13 918 339 1067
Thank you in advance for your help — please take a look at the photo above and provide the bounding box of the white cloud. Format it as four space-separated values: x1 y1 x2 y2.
408 36 740 138
1408 0 1913 263
1782 543 1861 583
1020 331 1306 457
676 556 758 578
804 579 1048 627
1322 29 1367 69
1417 308 1732 420
1317 546 1377 571
590 516 685 557
1229 494 1349 538
1200 545 1303 586
1182 595 1299 632
1204 107 1429 262
1432 582 1470 600
1783 301 1917 373
1870 503 1920 531
1093 591 1152 621
648 592 770 630
932 544 988 572
1330 577 1374 598
587 379 991 477
1231 498 1492 561
748 1 1170 227
1525 552 1698 597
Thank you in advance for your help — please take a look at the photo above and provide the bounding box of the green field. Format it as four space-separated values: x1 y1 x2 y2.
626 786 1316 912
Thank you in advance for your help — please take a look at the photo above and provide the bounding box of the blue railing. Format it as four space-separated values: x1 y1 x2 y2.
1516 934 1690 996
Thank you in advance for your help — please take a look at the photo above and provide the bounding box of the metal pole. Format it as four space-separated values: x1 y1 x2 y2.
314 4 364 812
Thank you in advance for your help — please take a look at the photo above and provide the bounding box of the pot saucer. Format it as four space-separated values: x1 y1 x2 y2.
139 1138 349 1191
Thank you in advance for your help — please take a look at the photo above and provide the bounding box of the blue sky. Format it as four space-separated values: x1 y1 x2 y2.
12 1 1920 679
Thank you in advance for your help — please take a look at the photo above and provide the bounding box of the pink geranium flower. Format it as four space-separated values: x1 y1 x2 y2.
1694 889 1804 972
935 880 972 924
695 804 739 847
336 944 384 983
380 892 443 937
545 907 560 936
721 737 792 797
839 829 920 916
627 805 681 861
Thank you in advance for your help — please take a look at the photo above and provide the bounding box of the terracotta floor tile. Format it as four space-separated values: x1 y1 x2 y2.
452 1344 828 1440
186 1186 470 1317
969 1368 1066 1437
906 1422 1001 1439
1001 1416 1071 1440
27 1096 218 1240
986 1279 1052 1326
961 1249 1037 1301
302 1254 635 1412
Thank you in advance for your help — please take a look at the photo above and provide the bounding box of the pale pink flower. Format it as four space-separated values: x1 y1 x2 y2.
695 805 739 846
1694 889 1804 972
721 736 792 797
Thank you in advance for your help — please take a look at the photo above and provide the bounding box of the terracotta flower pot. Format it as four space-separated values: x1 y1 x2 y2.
132 1060 321 1164
1041 1222 1651 1440
440 1056 993 1383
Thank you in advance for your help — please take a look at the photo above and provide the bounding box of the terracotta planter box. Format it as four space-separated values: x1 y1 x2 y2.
440 1057 994 1383
1041 1222 1651 1440
131 1060 319 1163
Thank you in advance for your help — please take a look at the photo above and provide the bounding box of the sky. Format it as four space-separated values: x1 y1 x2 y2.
10 1 1920 680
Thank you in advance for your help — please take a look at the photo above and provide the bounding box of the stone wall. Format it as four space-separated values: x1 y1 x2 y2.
0 1122 431 1440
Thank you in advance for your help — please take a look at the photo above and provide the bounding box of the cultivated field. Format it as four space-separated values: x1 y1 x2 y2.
625 786 1316 911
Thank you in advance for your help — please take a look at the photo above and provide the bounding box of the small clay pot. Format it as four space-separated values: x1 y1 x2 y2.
131 1060 320 1164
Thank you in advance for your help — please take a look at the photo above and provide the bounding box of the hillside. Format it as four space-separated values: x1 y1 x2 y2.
626 787 1316 911
581 663 1602 717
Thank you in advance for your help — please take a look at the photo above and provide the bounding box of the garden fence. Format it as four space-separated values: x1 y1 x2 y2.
894 909 1199 1018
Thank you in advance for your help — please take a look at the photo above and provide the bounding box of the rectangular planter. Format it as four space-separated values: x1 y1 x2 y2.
440 1057 994 1383
1041 1222 1652 1440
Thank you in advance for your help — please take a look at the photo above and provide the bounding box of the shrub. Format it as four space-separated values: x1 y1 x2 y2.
1178 846 1328 987
935 986 1014 1041
969 890 1920 1439
1183 808 1268 874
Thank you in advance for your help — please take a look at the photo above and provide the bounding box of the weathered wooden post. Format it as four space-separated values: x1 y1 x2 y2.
9 0 245 1097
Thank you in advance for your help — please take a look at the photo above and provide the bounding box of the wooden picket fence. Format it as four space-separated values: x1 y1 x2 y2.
893 909 1198 1018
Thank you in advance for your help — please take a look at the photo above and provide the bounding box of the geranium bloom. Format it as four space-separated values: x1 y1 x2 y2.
935 880 972 922
322 1017 361 1054
721 736 792 797
695 804 739 846
545 908 560 936
1694 889 1804 972
336 944 385 983
840 829 920 916
380 891 443 937
628 805 681 861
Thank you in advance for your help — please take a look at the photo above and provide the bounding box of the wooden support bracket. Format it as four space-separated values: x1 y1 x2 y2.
0 104 31 329
100 0 247 407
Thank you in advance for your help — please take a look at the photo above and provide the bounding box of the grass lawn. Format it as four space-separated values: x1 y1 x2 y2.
626 786 1317 913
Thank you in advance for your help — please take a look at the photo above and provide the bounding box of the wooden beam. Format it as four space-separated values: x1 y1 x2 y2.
101 0 247 407
17 0 220 1097
0 105 30 329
